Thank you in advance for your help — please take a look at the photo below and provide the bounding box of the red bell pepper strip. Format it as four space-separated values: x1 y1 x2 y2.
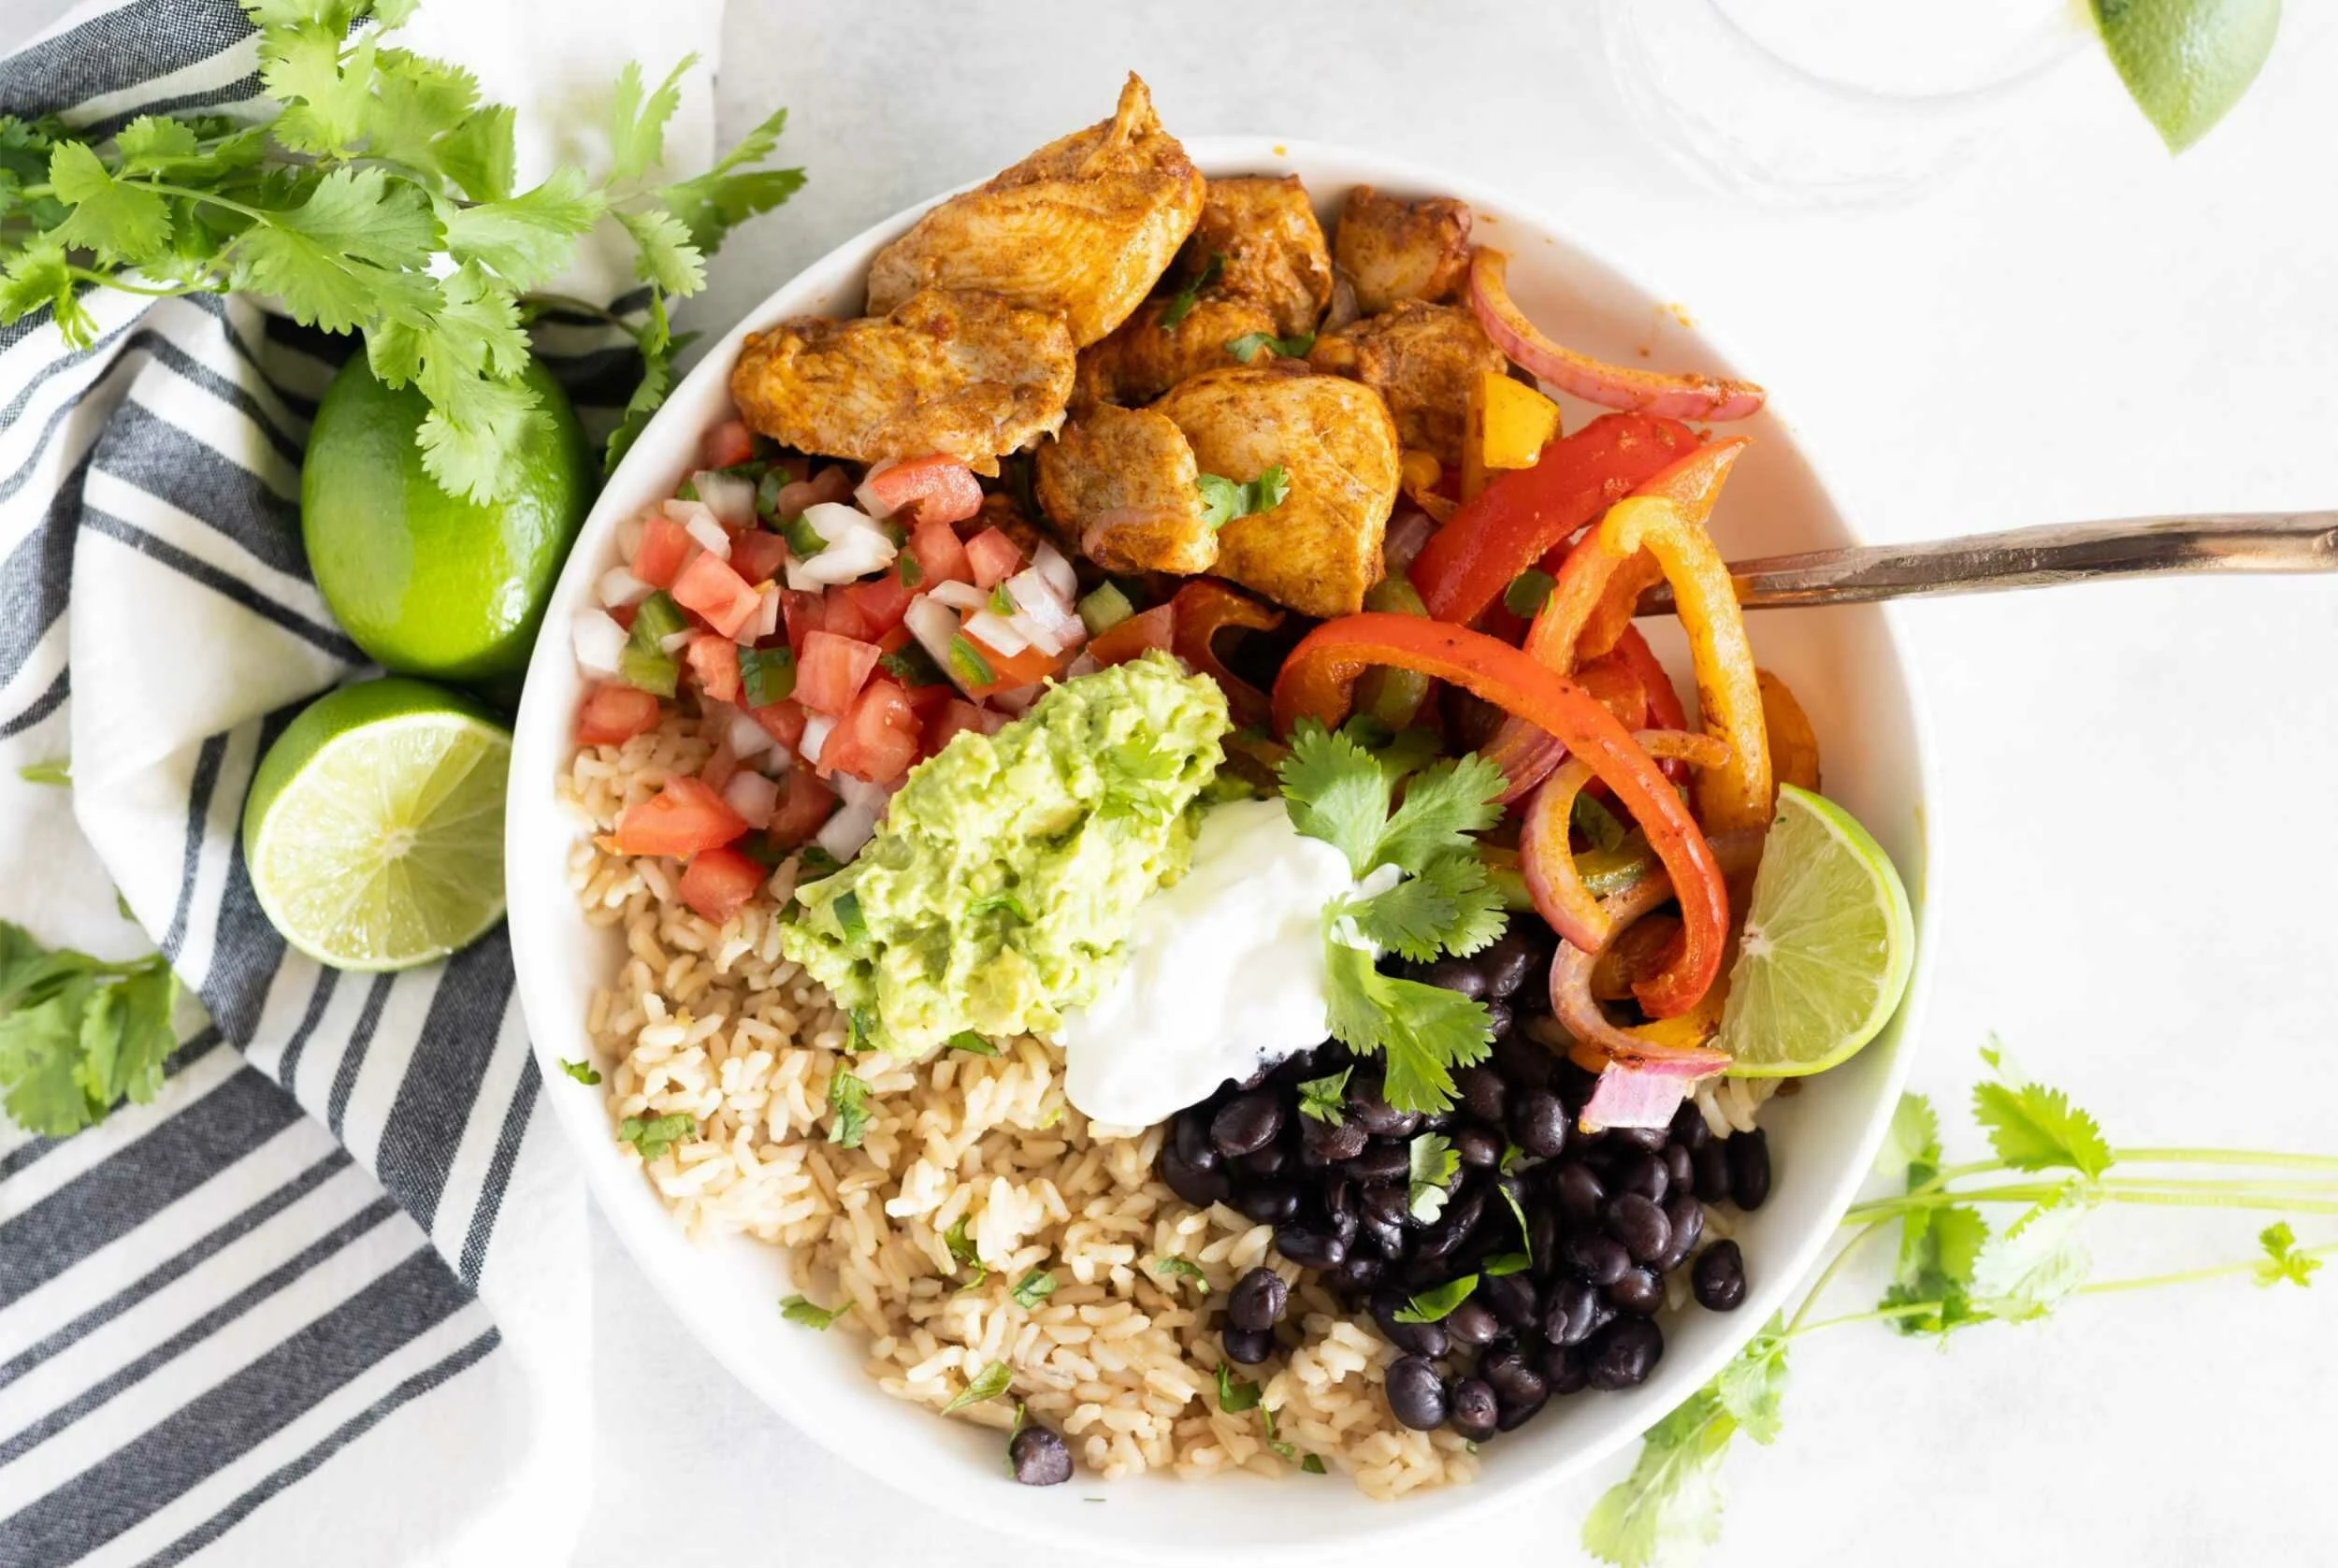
1271 613 1728 1017
1408 412 1699 629
1172 581 1284 729
1518 728 1730 958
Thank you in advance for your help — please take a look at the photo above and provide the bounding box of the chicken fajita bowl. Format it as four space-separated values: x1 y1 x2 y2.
506 78 1936 1555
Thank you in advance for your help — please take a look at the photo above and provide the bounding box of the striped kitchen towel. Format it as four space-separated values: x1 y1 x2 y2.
0 2 722 1561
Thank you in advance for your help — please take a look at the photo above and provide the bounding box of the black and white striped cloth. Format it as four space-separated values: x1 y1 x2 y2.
0 4 712 1561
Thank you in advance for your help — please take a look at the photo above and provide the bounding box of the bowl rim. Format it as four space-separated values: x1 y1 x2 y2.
506 130 1942 1559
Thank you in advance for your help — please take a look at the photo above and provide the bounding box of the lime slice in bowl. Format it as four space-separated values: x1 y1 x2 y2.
2093 0 2282 152
241 677 511 971
1715 784 1914 1077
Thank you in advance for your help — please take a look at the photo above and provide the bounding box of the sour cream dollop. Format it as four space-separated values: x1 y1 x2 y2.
1060 798 1382 1128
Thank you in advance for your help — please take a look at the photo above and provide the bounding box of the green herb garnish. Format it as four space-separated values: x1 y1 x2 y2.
1407 1132 1460 1223
1296 1067 1352 1125
832 890 869 944
0 922 179 1137
1196 466 1290 531
879 641 948 689
1482 1253 1531 1277
826 1070 869 1148
1159 252 1223 328
1392 1274 1478 1324
1151 1257 1210 1292
781 1294 845 1329
1215 1361 1261 1413
17 760 68 786
948 1030 999 1057
1227 329 1316 364
1010 1268 1058 1309
738 644 797 708
618 1111 694 1160
944 1361 1014 1414
559 1058 602 1086
945 1216 987 1289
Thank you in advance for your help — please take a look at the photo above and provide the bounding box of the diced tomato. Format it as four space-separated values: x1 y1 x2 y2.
671 552 761 638
901 681 952 721
909 520 973 586
677 845 765 924
862 455 983 526
819 592 875 642
964 526 1023 589
964 634 1061 698
1087 603 1176 666
631 512 693 589
923 698 986 757
609 775 749 857
700 740 739 793
576 682 662 745
781 590 824 655
750 697 808 751
609 602 639 633
684 634 742 704
728 528 788 585
822 677 922 784
766 768 837 848
840 571 915 636
700 419 757 472
875 622 913 656
798 630 883 715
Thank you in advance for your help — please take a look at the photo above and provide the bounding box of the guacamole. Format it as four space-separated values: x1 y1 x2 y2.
782 651 1231 1053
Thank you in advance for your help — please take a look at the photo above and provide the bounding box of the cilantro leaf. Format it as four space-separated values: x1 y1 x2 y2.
1712 1316 1791 1445
1374 755 1507 876
559 1058 601 1086
1295 1067 1350 1125
1160 252 1222 329
439 167 606 292
47 142 171 265
1392 1274 1478 1323
1406 1131 1460 1222
1878 1091 1941 1187
1010 1268 1058 1309
660 103 807 253
609 55 697 182
1302 1453 1327 1474
2256 1222 2322 1289
1215 1361 1261 1413
1195 467 1289 531
1227 329 1315 363
944 1361 1013 1414
0 924 179 1138
1971 1047 2111 1178
614 204 707 296
1277 720 1389 876
826 1070 870 1149
1149 1257 1209 1292
781 1293 844 1329
1580 1387 1736 1567
1481 1252 1531 1277
1321 941 1493 1115
947 1030 998 1057
617 1111 694 1161
1969 1179 2097 1322
1347 851 1504 962
18 759 68 785
1495 1181 1534 1263
0 239 96 348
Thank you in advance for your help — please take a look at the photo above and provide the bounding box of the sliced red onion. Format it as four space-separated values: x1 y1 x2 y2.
1579 1062 1701 1133
598 566 652 608
1032 541 1078 602
721 770 780 829
903 595 968 692
1384 508 1436 574
692 469 758 528
928 581 988 613
800 713 834 767
964 610 1027 656
571 608 627 675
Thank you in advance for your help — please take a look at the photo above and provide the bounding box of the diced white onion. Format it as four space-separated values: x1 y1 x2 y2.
658 628 695 655
616 511 648 562
1007 610 1062 658
816 800 881 861
852 457 900 518
570 608 628 675
678 511 732 559
963 610 1027 656
726 711 776 759
1006 568 1086 649
721 770 780 829
929 581 987 613
766 856 801 907
1032 541 1077 602
800 712 834 767
836 773 894 814
745 583 782 642
903 596 967 693
785 502 898 588
692 468 758 528
597 567 652 608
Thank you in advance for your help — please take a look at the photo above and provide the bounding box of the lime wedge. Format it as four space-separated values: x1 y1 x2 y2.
2093 0 2282 153
241 678 511 971
1715 784 1913 1077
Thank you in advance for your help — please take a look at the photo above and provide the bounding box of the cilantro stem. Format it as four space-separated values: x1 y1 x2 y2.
2113 1146 2338 1172
1844 1185 2338 1220
68 269 212 298
1784 1217 1895 1334
132 180 275 223
522 291 639 329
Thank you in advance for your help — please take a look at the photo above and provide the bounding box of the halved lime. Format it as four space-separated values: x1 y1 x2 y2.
241 678 511 971
2093 0 2282 153
1715 784 1914 1077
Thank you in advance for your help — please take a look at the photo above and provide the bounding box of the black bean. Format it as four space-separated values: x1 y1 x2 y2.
1173 1111 1220 1172
1449 1377 1499 1442
1621 1153 1670 1204
1495 1391 1548 1431
1477 1345 1547 1408
1543 1278 1615 1347
1605 1125 1670 1154
1445 1298 1502 1346
1420 957 1491 1000
1693 1240 1748 1311
1551 1060 1600 1112
1526 1208 1561 1281
1562 1230 1631 1287
1509 1089 1570 1159
1538 1343 1589 1396
1362 1214 1407 1259
1274 1224 1347 1271
1691 1141 1733 1204
1211 1090 1285 1157
1490 1034 1561 1091
1482 1000 1514 1041
1477 929 1539 999
1662 1144 1695 1195
1324 1172 1357 1223
1371 1289 1450 1358
1010 1423 1074 1486
1455 1066 1508 1125
1414 1187 1486 1261
1586 1317 1665 1389
1667 1100 1710 1152
1360 1182 1411 1230
1234 1182 1303 1226
1160 1145 1231 1208
1331 1255 1386 1294
1349 1090 1422 1140
1241 1143 1292 1180
1452 1124 1505 1170
1479 1272 1539 1331
1229 1267 1290 1332
1608 1265 1665 1316
1606 1192 1672 1265
1552 1161 1607 1223
1385 1356 1450 1430
1326 1204 1361 1246
1221 1324 1276 1365
1727 1129 1772 1211
1654 1191 1705 1272
1303 1115 1369 1165
1348 1139 1411 1184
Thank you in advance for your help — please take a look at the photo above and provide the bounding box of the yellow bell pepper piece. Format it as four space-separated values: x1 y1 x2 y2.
1463 370 1563 500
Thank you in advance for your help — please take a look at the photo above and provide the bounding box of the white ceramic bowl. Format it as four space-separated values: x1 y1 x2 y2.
507 137 1940 1561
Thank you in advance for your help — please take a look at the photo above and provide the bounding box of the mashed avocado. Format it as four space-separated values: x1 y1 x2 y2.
782 651 1230 1053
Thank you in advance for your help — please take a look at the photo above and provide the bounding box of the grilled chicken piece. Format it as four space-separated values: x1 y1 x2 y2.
1173 175 1334 340
1154 367 1399 618
1334 185 1473 315
1034 404 1215 575
862 75 1205 347
1073 294 1278 409
729 289 1074 475
1309 300 1506 466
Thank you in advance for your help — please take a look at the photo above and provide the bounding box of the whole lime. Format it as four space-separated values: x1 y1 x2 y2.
302 353 592 690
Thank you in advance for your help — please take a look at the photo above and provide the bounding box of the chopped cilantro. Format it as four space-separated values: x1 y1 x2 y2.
618 1111 694 1160
1215 1361 1261 1413
1151 1257 1210 1292
0 922 179 1137
948 1030 999 1057
1160 252 1224 328
559 1058 602 1086
880 641 947 688
1296 1066 1352 1125
833 890 869 944
1197 466 1291 531
739 644 796 708
1227 329 1316 363
1011 1268 1058 1308
1496 1182 1533 1262
827 1070 870 1148
1392 1274 1479 1324
945 1216 987 1289
1302 1453 1327 1474
1407 1132 1460 1222
1482 1253 1532 1277
781 1293 844 1329
944 1361 1013 1414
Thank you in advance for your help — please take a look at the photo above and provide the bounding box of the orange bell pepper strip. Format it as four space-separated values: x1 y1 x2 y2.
1517 728 1730 958
1271 613 1729 1017
1408 411 1699 628
1171 580 1284 729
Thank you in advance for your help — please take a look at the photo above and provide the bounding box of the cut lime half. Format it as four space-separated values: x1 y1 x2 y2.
241 677 511 971
1715 784 1914 1077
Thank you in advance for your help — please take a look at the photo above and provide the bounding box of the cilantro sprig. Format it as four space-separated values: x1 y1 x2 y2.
1580 1042 2336 1568
0 0 804 501
1197 466 1290 531
0 922 180 1137
1277 723 1507 1115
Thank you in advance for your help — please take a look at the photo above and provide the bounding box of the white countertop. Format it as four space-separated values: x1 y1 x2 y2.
583 6 2337 1566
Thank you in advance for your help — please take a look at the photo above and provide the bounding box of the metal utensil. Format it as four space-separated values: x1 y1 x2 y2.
1635 513 2338 613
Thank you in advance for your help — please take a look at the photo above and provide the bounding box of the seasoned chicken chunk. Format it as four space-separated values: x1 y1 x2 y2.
1309 300 1506 466
1073 294 1277 409
1334 185 1473 315
1035 404 1215 575
863 75 1205 347
1173 175 1334 340
729 288 1074 475
1154 367 1399 618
